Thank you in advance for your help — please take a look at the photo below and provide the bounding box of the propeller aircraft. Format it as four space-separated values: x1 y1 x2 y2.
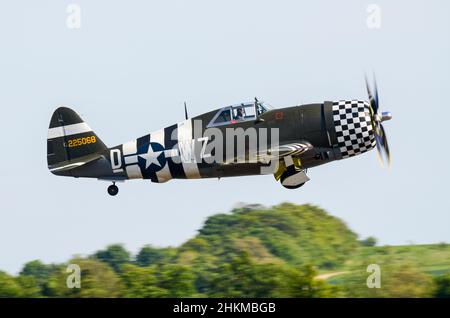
47 76 392 196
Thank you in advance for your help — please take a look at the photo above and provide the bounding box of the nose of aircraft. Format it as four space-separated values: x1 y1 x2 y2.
332 100 376 159
380 111 392 122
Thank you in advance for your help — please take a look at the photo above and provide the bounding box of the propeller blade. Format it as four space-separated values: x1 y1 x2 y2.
373 74 379 114
364 73 391 168
380 124 391 166
374 125 384 167
365 75 375 112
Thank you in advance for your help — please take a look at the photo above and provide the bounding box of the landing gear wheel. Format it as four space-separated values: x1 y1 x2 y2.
279 167 308 189
107 183 119 196
281 181 305 190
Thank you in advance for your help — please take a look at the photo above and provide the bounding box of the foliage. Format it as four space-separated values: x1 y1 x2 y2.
20 260 59 296
433 273 450 298
338 262 434 297
0 271 23 297
93 244 131 272
120 264 168 297
158 264 197 297
359 236 378 247
205 251 338 297
193 203 359 270
135 245 176 266
46 259 123 297
0 203 448 298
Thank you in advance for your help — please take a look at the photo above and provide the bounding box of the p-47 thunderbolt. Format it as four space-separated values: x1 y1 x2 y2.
47 77 392 196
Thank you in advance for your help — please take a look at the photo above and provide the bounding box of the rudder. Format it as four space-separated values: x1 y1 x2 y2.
47 107 107 172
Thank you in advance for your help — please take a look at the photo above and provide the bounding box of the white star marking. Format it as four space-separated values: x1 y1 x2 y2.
138 146 163 169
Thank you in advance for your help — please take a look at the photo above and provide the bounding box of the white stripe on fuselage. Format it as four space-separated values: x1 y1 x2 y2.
122 140 142 179
47 122 92 139
122 140 137 155
118 120 200 181
177 119 201 179
125 165 142 179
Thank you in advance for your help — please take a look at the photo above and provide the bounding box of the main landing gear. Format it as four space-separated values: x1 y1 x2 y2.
274 157 310 190
107 182 119 196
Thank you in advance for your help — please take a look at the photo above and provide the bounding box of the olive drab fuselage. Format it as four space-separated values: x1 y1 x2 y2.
47 99 377 193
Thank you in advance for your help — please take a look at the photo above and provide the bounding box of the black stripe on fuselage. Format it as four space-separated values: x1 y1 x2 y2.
164 124 186 179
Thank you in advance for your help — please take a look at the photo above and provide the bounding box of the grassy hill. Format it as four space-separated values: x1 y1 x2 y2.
338 244 450 276
1 203 449 297
178 203 359 269
325 243 450 297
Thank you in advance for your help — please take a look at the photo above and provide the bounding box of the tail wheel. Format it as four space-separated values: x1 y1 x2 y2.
107 183 119 196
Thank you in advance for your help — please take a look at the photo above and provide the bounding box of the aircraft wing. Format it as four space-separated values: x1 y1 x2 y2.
255 141 314 163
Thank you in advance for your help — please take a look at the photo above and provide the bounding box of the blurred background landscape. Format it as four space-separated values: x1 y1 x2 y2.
1 203 449 297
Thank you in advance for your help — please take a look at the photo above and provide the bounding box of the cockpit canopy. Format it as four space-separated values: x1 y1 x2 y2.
208 102 271 127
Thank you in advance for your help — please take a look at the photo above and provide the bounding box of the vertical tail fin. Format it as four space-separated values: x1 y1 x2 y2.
47 107 107 172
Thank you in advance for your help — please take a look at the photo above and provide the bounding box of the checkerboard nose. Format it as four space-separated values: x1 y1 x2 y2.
332 100 376 159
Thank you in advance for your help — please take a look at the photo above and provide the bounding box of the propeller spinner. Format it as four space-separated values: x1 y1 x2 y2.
365 74 392 167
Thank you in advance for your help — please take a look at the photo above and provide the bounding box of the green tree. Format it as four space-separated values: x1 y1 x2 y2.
135 245 174 266
94 244 131 272
20 260 58 296
283 265 341 298
120 264 168 297
434 273 450 298
46 259 123 297
196 203 359 270
207 252 334 297
341 262 434 297
0 271 23 297
159 264 197 297
16 275 41 297
360 237 378 247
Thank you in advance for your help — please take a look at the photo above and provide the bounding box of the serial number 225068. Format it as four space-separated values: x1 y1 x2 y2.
67 135 97 148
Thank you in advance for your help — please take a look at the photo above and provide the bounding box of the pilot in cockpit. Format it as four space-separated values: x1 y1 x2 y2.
234 107 244 120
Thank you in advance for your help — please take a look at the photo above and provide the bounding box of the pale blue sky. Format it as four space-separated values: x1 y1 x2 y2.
0 0 449 274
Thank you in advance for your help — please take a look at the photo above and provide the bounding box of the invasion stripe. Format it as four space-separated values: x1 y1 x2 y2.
47 122 92 139
164 124 186 179
177 119 201 179
125 165 142 179
122 140 137 156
